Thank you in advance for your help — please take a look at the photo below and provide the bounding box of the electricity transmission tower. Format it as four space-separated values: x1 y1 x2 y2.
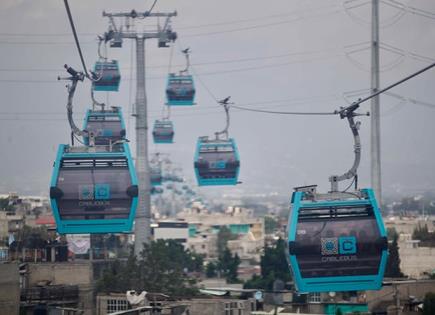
101 9 177 256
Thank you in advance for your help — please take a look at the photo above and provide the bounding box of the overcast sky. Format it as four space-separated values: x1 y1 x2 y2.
0 0 434 200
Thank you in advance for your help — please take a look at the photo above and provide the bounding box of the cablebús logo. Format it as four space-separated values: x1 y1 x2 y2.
79 184 111 206
321 238 338 255
321 236 357 263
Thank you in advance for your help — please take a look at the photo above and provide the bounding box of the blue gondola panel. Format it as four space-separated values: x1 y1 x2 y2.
286 188 388 293
152 120 174 144
49 143 138 234
150 167 163 187
92 60 121 92
166 74 195 106
83 108 126 145
194 137 240 186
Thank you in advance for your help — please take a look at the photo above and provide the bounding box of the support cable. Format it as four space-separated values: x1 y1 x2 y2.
63 0 93 80
230 105 336 116
148 0 158 14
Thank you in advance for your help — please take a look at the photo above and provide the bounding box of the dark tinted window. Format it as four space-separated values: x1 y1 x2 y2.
94 62 120 87
56 167 132 220
86 120 123 145
168 78 194 90
293 209 382 278
198 151 237 165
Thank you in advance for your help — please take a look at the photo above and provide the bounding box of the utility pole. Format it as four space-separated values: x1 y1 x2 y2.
371 0 382 205
102 9 177 256
393 284 401 315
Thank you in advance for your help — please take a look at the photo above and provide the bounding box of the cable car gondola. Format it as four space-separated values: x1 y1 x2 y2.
150 153 163 186
287 186 388 293
152 119 174 144
194 97 240 186
166 48 195 106
151 187 163 195
50 143 138 234
83 108 126 145
194 137 240 186
166 74 195 106
92 60 121 92
151 167 163 186
286 104 388 293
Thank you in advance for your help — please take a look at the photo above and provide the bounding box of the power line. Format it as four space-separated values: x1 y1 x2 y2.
0 39 94 45
183 8 341 38
382 0 435 20
344 41 435 73
343 0 406 28
197 61 435 116
0 4 340 38
0 47 341 72
0 53 343 84
384 92 435 109
0 8 340 44
177 3 340 30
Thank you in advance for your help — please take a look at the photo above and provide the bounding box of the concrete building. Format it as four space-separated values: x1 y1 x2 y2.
398 234 435 278
152 221 189 244
97 293 132 315
0 212 24 238
186 298 256 315
178 206 264 261
366 280 435 314
21 262 94 315
0 263 20 315
384 216 435 278
97 293 190 315
384 216 435 235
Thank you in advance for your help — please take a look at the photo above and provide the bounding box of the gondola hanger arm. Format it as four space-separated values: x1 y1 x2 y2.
59 64 93 144
214 96 233 140
329 102 369 192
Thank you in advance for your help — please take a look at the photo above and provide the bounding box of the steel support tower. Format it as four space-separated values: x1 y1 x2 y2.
371 0 382 205
102 9 177 256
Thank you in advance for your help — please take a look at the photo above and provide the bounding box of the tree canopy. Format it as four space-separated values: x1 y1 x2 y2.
385 232 404 278
217 226 237 257
413 224 435 247
217 248 241 283
96 240 202 297
244 238 291 290
423 292 435 315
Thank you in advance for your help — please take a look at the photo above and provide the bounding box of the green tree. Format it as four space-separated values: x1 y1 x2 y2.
385 233 404 278
217 248 241 283
413 224 435 246
0 198 14 212
217 226 237 257
96 240 199 297
264 216 278 234
9 225 51 250
244 238 291 290
413 224 429 240
423 292 435 315
205 261 217 278
138 240 199 296
387 227 398 240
